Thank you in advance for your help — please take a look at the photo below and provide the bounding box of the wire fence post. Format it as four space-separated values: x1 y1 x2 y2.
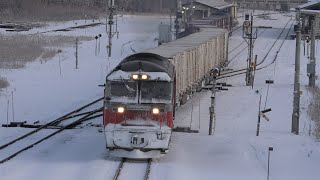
7 99 9 126
11 90 15 122
75 38 78 69
98 34 102 54
57 49 62 77
198 98 201 130
189 100 193 129
95 36 98 56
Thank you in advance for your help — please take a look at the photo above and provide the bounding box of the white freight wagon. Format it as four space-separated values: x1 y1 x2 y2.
144 28 228 104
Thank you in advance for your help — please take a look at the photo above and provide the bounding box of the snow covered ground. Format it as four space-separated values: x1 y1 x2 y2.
1 12 320 180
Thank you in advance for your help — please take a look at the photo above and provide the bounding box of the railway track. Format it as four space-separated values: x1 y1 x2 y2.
236 11 283 19
219 19 294 80
0 98 103 164
29 22 103 35
229 16 261 36
227 12 292 67
227 15 280 65
230 11 284 35
224 18 292 75
227 26 269 65
113 158 152 180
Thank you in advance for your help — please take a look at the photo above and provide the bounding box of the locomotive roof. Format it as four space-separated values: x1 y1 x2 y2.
107 53 175 78
144 28 227 58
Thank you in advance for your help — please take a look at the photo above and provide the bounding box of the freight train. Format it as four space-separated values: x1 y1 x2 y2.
103 28 228 159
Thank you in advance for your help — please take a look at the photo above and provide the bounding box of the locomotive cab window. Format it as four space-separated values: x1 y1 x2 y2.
106 81 138 102
140 81 172 103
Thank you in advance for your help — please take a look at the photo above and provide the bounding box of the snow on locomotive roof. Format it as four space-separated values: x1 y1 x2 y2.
144 28 227 58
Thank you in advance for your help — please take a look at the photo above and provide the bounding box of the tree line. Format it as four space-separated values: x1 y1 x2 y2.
0 0 176 12
0 0 176 21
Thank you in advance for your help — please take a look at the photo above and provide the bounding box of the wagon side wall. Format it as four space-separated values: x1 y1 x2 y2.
170 31 229 103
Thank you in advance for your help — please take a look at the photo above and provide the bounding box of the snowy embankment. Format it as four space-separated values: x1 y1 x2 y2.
0 12 320 180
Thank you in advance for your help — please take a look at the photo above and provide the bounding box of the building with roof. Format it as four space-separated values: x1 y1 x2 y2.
181 0 236 18
295 1 320 37
180 0 236 30
227 0 307 11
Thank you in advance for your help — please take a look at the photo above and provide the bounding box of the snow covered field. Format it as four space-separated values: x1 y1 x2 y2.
1 12 320 180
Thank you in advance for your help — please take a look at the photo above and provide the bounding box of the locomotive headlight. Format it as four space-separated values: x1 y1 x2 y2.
141 74 148 80
152 108 160 114
117 107 125 113
132 74 139 80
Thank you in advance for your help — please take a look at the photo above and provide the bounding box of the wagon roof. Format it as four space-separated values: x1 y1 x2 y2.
144 28 227 58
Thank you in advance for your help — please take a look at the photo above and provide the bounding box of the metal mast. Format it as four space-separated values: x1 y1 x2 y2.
106 0 119 57
243 13 257 86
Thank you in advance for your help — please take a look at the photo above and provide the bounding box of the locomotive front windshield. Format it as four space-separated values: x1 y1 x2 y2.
107 81 138 103
140 81 172 103
107 80 172 104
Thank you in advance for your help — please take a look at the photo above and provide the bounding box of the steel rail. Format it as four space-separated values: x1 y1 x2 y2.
227 27 268 64
220 19 292 78
0 97 103 151
229 17 261 35
144 159 152 180
113 158 152 180
0 107 103 164
113 159 126 180
227 17 276 65
218 20 294 80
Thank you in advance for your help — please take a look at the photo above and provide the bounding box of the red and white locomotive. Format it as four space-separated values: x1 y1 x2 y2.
102 28 228 159
103 53 175 159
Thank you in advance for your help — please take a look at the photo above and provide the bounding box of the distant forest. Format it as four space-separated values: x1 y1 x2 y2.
0 0 176 21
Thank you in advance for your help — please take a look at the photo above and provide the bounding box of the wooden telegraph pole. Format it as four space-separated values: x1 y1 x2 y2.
308 18 316 87
292 19 301 135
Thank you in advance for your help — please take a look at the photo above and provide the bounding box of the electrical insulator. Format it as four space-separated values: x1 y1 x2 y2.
245 14 249 20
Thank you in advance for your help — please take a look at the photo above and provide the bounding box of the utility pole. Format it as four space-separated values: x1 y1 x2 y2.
209 76 216 135
256 92 262 136
248 13 254 86
251 55 258 89
292 21 301 135
209 68 220 135
243 13 257 87
267 147 274 180
308 19 316 87
175 0 182 39
106 0 119 57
